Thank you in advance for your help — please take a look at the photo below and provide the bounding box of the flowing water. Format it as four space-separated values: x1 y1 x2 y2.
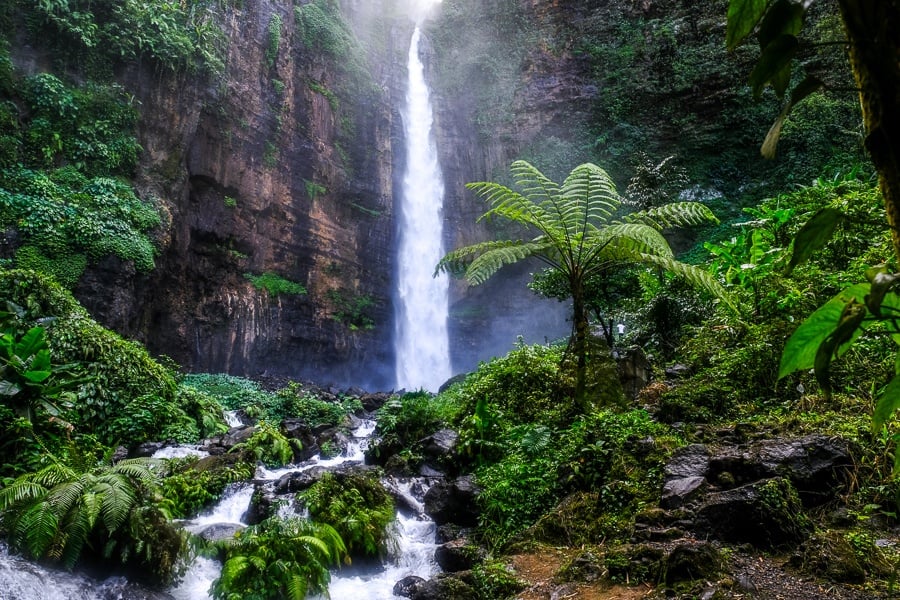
394 25 452 393
168 419 439 599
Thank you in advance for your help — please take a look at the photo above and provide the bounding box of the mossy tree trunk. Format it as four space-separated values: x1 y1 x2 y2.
837 0 900 261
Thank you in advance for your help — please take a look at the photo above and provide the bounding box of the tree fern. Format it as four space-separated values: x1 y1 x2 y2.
438 160 728 405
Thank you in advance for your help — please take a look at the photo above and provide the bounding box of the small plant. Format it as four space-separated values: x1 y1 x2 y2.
301 472 396 558
326 289 375 330
262 141 278 168
244 272 307 297
233 421 298 468
223 196 237 208
304 179 327 201
211 516 346 600
265 14 282 68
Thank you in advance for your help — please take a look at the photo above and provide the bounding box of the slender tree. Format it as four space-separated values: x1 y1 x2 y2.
436 160 729 408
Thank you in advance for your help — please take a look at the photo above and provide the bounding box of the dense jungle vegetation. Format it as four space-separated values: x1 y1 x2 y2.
1 0 900 599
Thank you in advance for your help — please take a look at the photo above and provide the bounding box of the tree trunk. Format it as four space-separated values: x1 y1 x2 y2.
572 277 588 410
837 0 900 261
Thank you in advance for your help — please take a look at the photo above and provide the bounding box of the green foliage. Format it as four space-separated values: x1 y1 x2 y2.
0 270 193 446
182 373 283 422
265 14 282 68
22 0 225 76
304 179 327 201
326 289 375 330
471 560 527 598
14 246 86 289
438 160 726 404
233 421 298 468
0 458 184 582
301 472 395 558
244 272 307 297
161 456 254 519
472 408 676 550
0 307 80 426
367 391 446 464
211 516 346 600
294 0 363 68
274 382 361 429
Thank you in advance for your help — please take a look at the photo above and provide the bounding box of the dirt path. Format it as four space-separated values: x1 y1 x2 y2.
510 549 653 600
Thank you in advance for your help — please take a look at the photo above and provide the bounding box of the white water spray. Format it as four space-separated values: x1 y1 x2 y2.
395 25 452 392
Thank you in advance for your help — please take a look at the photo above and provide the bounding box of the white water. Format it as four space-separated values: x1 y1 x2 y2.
151 445 209 460
224 410 242 428
165 420 439 599
394 25 452 392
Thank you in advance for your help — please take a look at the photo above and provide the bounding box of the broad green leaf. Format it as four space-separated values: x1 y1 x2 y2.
15 326 47 359
779 283 870 378
749 34 799 98
757 0 804 48
874 373 900 430
762 76 825 158
865 272 900 317
726 0 768 49
786 207 843 273
813 300 866 399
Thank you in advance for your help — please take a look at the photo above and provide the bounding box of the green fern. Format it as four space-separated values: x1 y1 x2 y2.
437 160 728 406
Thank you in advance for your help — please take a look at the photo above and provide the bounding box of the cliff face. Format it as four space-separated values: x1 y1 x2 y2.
76 1 400 388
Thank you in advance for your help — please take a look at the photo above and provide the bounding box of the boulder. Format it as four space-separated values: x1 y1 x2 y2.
617 345 652 399
661 475 706 509
424 476 480 526
434 538 485 572
695 477 810 549
131 441 165 457
419 429 459 459
221 426 256 449
393 575 426 598
664 542 722 585
360 392 392 412
274 467 326 494
409 574 476 600
665 444 710 480
193 523 245 542
244 484 278 525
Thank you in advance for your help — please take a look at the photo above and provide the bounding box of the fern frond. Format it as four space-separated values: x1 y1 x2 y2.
625 202 718 230
96 476 136 532
510 160 561 206
464 239 552 285
30 463 77 489
47 478 87 517
60 507 91 569
0 480 49 509
287 573 309 600
15 500 58 559
638 253 736 311
468 182 557 239
559 163 620 230
590 223 675 265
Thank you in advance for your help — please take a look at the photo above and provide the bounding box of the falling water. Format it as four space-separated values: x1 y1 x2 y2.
395 26 452 392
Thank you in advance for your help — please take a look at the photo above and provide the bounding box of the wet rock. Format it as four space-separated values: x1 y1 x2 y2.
664 542 722 584
661 444 710 509
617 345 652 399
424 475 480 526
97 578 176 600
360 392 393 412
409 574 477 600
281 419 318 461
394 575 426 598
661 475 706 509
221 426 256 449
111 445 129 463
274 467 326 494
419 428 459 459
131 441 165 458
435 524 474 544
434 538 485 572
194 523 245 542
244 484 278 525
665 364 692 378
708 435 852 505
696 477 810 549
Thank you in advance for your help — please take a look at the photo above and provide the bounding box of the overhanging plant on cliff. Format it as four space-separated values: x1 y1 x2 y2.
436 160 730 407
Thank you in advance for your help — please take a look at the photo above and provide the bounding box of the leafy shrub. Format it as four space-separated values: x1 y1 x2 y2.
233 421 298 468
301 471 395 558
182 373 283 421
367 391 445 463
161 455 255 519
0 459 184 583
244 272 307 297
0 270 191 445
211 517 346 600
14 245 87 289
276 382 361 428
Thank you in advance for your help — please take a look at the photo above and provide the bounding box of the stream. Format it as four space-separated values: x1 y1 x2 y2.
0 418 440 599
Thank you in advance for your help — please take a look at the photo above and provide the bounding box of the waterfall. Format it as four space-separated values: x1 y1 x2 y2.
395 26 452 392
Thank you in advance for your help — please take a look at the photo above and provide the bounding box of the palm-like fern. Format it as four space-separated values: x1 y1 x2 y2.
0 457 175 573
436 161 729 404
211 516 347 600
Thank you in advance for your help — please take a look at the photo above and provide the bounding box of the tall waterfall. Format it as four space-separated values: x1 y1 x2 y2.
395 26 451 392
